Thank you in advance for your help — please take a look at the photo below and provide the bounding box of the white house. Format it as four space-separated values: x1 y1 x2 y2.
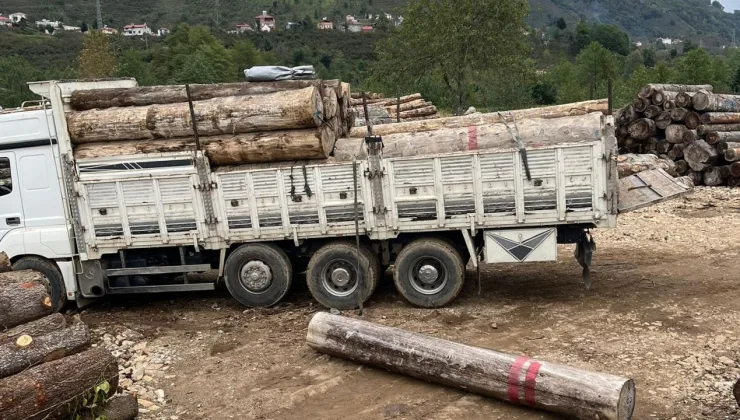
35 19 61 28
634 41 643 47
63 25 81 32
0 15 11 26
157 27 170 37
656 37 672 45
9 12 27 23
100 26 118 35
122 23 151 36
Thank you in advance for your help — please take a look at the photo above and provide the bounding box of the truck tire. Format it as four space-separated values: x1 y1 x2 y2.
306 242 379 310
224 243 292 308
393 238 465 308
12 257 67 312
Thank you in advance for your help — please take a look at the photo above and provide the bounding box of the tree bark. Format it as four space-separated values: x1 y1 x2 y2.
717 141 740 153
79 394 139 420
633 97 650 113
0 252 9 273
617 154 676 178
693 93 740 112
655 111 672 129
0 322 90 379
0 279 53 329
335 114 604 161
69 80 328 110
697 123 740 137
307 312 635 420
726 147 740 162
732 162 740 177
66 87 324 143
348 100 608 138
628 118 657 140
643 105 662 119
0 313 69 345
639 84 712 99
0 346 118 420
685 140 719 171
615 105 638 126
675 160 689 175
684 111 702 129
707 132 740 145
652 90 678 106
670 107 689 122
700 112 740 124
703 166 727 186
665 124 689 144
73 128 335 165
667 143 685 160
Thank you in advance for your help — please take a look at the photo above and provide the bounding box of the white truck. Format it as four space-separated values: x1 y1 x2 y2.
0 79 685 311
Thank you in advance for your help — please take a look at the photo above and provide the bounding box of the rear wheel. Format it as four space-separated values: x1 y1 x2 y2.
306 242 379 310
13 257 67 312
393 238 465 308
224 243 292 308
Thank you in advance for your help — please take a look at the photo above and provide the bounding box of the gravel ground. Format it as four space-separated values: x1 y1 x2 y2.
81 186 740 420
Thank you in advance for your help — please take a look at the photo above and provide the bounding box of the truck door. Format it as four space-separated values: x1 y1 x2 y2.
0 152 24 242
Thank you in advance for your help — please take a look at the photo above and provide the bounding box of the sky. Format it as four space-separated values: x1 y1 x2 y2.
719 0 740 11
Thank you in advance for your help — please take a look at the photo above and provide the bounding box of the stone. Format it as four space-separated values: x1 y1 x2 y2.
138 399 155 408
134 341 148 351
156 389 166 400
132 365 145 382
719 356 735 366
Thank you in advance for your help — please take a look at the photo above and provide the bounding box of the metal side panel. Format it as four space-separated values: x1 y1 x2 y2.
617 168 690 212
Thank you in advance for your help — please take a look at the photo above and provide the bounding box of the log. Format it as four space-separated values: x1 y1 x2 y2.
639 84 712 99
615 105 638 126
693 93 740 112
682 130 697 145
69 80 328 110
674 176 694 188
0 346 118 420
729 176 740 188
616 125 629 138
350 93 422 107
708 132 740 145
348 100 608 138
663 100 676 110
617 154 676 178
675 92 694 108
1 313 68 344
307 312 635 420
395 105 438 119
703 166 727 186
675 159 689 175
719 165 732 179
665 124 689 144
644 137 659 152
717 141 740 153
628 118 657 140
655 111 672 129
685 140 719 171
335 114 604 161
652 90 678 106
697 123 740 137
0 322 90 379
687 170 703 186
73 128 335 165
0 252 9 273
633 97 650 113
670 107 689 122
726 147 740 162
684 111 702 129
0 278 53 329
700 112 740 124
656 139 672 154
643 105 662 119
667 143 685 160
80 394 139 420
66 87 324 143
732 162 740 177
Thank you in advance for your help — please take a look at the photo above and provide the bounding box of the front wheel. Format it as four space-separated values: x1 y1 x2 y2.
393 238 465 308
13 257 67 312
306 242 379 310
224 243 293 308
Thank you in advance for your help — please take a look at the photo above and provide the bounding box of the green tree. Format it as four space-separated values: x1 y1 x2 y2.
623 50 644 77
569 21 592 55
0 56 41 108
590 24 630 56
78 30 116 79
555 17 567 30
670 48 678 58
683 39 698 54
575 42 621 87
81 22 89 33
231 40 267 78
116 49 157 85
153 24 234 84
642 48 656 67
675 48 728 89
373 0 530 114
549 59 584 103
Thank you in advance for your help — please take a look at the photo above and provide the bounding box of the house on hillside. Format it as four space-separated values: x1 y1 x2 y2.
157 27 170 37
122 23 151 36
656 37 672 45
236 23 254 33
361 25 373 33
256 11 275 32
9 12 27 23
35 19 61 28
318 18 333 30
100 25 118 35
0 15 11 26
63 25 81 32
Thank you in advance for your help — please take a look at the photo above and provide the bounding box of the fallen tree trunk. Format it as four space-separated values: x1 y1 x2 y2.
73 128 335 165
79 394 139 420
0 252 9 273
0 322 90 379
628 118 657 140
335 114 603 161
655 111 672 129
684 111 702 129
670 107 689 122
0 279 53 329
693 93 740 112
0 313 68 344
67 87 324 143
348 100 608 138
69 80 327 110
685 140 719 171
0 346 118 420
617 154 676 178
307 312 635 420
639 84 712 99
697 123 740 137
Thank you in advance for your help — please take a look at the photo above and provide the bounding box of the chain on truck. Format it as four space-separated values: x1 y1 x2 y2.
0 79 686 312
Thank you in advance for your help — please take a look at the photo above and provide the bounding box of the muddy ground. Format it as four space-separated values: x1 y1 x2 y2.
82 187 740 420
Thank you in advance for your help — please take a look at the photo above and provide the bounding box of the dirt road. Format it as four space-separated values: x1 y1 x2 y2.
82 187 740 420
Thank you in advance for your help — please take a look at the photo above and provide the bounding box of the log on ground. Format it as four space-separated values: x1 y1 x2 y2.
395 105 438 119
0 322 90 379
69 80 327 110
0 252 9 273
348 100 608 138
73 128 335 165
628 118 657 140
66 87 324 143
693 93 740 112
0 313 69 344
708 132 740 145
307 312 635 420
656 139 672 154
0 346 118 420
697 123 740 137
639 84 712 99
335 114 604 161
685 140 719 171
349 93 422 107
0 278 53 329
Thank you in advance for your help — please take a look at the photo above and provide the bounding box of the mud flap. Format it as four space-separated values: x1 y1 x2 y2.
574 232 596 290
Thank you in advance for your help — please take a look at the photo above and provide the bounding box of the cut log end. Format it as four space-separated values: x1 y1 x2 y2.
618 380 637 420
16 335 32 347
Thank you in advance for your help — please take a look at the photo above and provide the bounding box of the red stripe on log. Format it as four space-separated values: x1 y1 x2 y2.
507 356 529 403
524 361 543 406
468 126 478 150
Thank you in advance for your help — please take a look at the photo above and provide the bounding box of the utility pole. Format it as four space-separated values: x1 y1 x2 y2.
96 0 103 29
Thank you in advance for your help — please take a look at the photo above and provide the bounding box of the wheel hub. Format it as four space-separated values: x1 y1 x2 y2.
330 267 351 287
240 261 272 292
418 265 439 284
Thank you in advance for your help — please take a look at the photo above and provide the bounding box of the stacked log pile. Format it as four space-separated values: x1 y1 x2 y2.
616 84 740 187
0 253 137 420
68 79 354 166
351 93 440 126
